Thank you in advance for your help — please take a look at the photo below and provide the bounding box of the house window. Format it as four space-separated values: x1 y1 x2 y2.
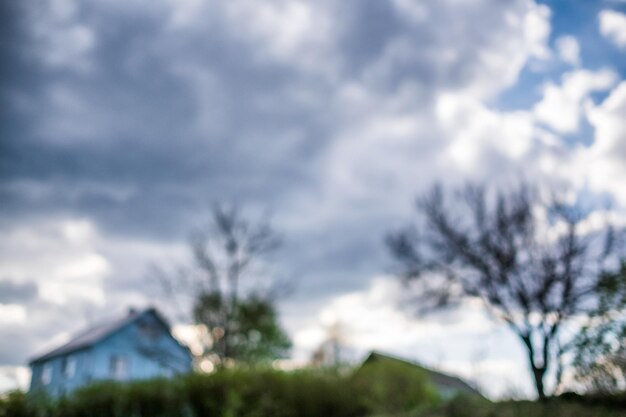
62 355 76 379
40 363 52 385
109 355 128 380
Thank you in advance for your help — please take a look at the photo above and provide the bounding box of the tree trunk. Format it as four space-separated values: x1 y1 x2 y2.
521 333 548 401
531 365 547 401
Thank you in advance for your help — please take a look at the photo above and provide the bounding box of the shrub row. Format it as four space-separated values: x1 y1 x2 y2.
0 367 438 417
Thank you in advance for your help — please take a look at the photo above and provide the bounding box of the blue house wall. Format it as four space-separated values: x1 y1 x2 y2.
30 348 93 397
29 308 192 397
89 312 191 382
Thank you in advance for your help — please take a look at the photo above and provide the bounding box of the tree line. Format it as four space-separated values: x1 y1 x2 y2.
156 183 626 400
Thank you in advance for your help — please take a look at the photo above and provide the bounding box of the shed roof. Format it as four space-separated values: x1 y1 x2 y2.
361 351 482 397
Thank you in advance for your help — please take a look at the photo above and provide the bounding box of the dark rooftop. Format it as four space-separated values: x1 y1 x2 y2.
29 307 158 365
361 351 482 397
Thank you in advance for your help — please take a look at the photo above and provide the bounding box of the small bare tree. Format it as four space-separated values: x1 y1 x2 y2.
310 320 349 368
387 183 620 400
155 204 290 366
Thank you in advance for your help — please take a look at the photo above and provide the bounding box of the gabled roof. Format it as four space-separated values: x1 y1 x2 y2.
29 307 184 365
360 351 482 397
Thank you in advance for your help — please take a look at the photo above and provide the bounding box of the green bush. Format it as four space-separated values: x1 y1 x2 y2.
1 369 376 417
61 378 190 417
4 377 625 417
351 359 439 415
0 391 29 417
181 368 369 417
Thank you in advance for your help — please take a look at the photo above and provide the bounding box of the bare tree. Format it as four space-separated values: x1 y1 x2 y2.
387 183 621 400
156 204 290 366
310 320 350 368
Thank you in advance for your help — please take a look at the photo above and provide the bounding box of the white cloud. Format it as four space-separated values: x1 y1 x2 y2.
555 35 581 66
437 93 536 172
61 219 97 244
305 1 555 230
225 0 336 75
533 68 618 133
599 9 626 48
293 278 497 354
440 358 532 399
0 305 28 325
0 219 119 307
292 277 532 398
0 366 30 393
362 1 551 98
283 1 556 228
587 81 626 154
580 81 626 204
523 3 552 61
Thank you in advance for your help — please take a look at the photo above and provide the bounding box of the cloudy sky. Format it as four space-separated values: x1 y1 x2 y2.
1 0 626 397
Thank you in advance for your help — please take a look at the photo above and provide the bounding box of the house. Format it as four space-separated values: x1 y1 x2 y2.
28 307 193 397
358 351 482 399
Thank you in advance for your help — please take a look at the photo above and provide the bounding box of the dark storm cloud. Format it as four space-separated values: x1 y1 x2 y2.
0 0 552 323
0 2 24 85
335 0 403 70
0 0 332 239
0 0 539 236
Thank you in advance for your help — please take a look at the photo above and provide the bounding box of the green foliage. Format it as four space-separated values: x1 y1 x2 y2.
198 369 367 417
63 378 189 417
4 377 626 417
0 391 29 417
229 295 292 364
2 368 427 417
572 262 626 393
193 294 292 365
352 358 440 414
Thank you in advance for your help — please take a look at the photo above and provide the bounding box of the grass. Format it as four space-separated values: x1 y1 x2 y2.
409 394 626 417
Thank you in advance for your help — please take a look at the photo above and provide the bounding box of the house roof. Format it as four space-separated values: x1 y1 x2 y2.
29 307 184 365
360 351 482 397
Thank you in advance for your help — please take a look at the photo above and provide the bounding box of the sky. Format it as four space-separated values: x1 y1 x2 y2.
1 0 626 398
